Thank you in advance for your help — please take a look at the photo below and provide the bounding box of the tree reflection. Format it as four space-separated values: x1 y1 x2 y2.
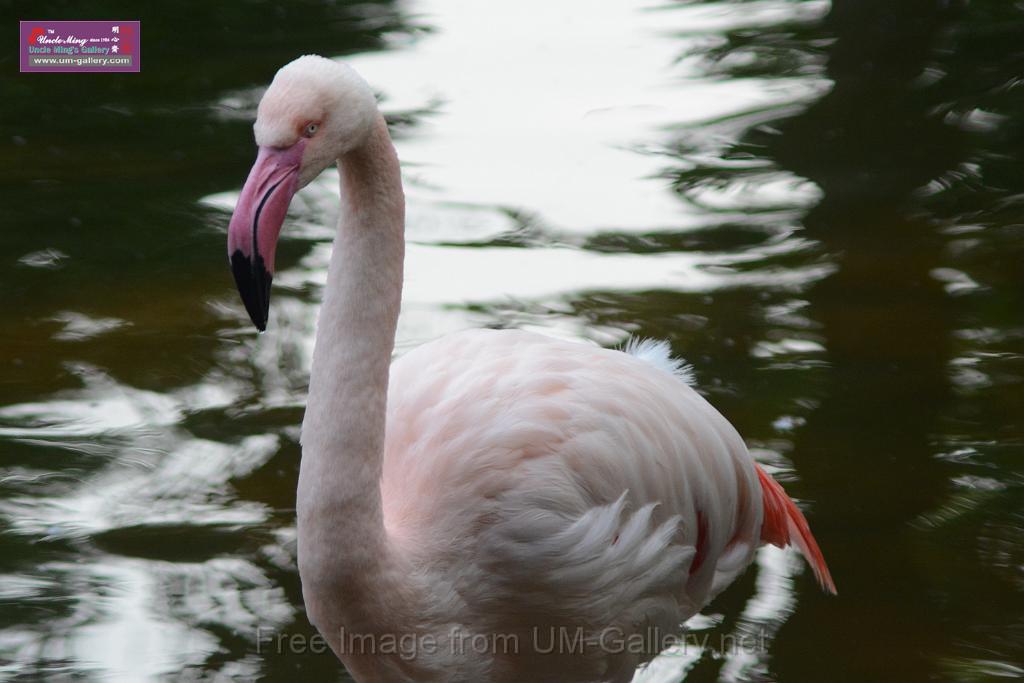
665 0 1024 679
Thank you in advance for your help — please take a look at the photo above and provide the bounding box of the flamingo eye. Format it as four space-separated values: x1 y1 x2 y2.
303 122 319 138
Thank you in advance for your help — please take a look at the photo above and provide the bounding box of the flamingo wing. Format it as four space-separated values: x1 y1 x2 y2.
380 329 826 680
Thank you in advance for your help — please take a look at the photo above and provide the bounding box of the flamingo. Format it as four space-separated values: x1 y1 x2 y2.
227 55 835 683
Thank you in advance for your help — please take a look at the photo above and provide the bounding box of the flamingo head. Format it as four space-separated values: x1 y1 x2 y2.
228 54 378 331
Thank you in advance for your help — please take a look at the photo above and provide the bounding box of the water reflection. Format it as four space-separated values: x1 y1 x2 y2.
662 0 1024 679
2 0 1023 680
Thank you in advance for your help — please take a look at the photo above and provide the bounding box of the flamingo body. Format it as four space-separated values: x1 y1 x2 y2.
377 330 760 680
226 55 833 683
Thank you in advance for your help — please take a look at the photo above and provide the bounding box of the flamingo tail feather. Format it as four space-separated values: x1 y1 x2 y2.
756 464 837 595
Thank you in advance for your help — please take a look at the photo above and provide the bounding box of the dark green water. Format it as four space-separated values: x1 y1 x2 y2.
2 1 1023 681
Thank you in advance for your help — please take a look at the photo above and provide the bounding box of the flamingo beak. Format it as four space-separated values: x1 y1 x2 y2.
227 140 306 331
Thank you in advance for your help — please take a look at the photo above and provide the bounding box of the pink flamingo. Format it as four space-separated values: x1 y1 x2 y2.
228 55 834 683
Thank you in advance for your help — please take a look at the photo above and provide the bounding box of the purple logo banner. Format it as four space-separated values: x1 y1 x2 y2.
20 20 140 73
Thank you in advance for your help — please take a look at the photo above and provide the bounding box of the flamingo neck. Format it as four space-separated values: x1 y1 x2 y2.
297 115 410 636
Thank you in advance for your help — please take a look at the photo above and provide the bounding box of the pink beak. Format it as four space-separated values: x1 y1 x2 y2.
227 140 305 331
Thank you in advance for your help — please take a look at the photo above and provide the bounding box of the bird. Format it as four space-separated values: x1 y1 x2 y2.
227 54 835 683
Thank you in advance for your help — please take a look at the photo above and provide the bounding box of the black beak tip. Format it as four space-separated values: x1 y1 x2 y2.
230 250 272 332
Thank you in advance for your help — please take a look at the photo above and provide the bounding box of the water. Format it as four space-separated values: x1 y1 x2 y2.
3 0 1023 680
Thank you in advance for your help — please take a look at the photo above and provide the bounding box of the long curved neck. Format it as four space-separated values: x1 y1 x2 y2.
297 116 408 633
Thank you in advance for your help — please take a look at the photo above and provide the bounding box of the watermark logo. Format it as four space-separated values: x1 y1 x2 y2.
20 21 140 73
254 625 770 660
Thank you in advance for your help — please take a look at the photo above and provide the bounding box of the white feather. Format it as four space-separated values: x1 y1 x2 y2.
623 338 696 387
